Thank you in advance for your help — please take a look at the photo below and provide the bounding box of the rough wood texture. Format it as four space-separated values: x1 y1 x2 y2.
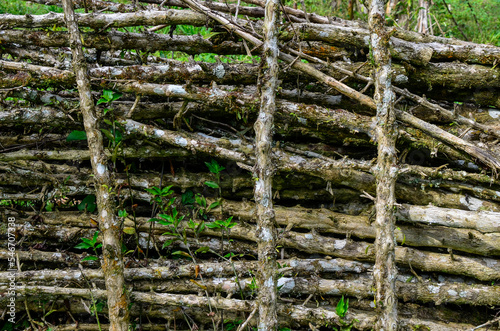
254 0 280 329
369 0 399 329
61 0 130 329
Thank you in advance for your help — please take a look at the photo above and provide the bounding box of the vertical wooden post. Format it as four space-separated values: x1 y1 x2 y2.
254 0 280 329
61 1 130 329
369 0 399 330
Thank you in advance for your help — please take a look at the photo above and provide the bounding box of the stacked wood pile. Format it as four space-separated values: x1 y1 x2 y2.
1 0 500 329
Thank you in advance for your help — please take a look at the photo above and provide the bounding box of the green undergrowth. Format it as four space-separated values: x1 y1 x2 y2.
3 0 498 46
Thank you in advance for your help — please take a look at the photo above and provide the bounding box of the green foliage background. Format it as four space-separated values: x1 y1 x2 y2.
1 0 498 46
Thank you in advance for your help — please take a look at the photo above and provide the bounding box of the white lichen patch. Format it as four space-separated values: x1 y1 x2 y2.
334 239 347 250
488 110 500 119
168 85 187 95
447 289 458 296
485 258 498 268
277 277 295 293
428 285 441 294
212 64 225 78
188 64 202 73
174 137 188 147
459 196 484 211
153 87 166 95
259 227 273 241
97 163 106 175
305 233 313 239
154 129 165 138
264 276 274 288
213 277 226 285
394 74 409 84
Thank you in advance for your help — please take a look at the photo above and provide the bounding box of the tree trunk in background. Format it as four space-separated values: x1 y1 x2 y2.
369 0 399 330
348 0 354 19
61 0 130 329
254 0 280 329
417 0 429 33
385 0 398 17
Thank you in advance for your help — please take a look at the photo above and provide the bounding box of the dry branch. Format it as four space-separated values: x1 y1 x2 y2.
6 211 500 280
2 271 500 307
0 10 207 29
177 0 500 172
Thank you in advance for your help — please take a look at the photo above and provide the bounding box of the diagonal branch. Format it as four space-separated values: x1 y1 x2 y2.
179 0 500 172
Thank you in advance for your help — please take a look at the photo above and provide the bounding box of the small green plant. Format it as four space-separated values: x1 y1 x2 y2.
195 193 220 220
75 231 102 262
78 194 97 213
224 319 243 331
336 295 349 318
205 159 225 195
332 295 358 331
97 89 123 106
146 185 175 211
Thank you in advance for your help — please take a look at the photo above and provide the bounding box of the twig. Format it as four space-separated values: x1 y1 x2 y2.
471 314 500 331
441 0 469 41
236 306 257 331
126 94 141 118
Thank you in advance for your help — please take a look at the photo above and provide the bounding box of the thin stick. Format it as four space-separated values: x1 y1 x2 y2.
236 306 257 331
441 0 469 41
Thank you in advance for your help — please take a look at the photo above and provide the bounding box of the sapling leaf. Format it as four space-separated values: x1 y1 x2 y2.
195 246 210 254
205 181 219 189
78 195 97 213
123 227 136 235
66 130 87 141
82 256 99 261
75 242 92 250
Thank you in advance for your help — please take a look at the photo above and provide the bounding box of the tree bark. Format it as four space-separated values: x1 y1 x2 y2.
369 1 398 329
61 0 130 329
254 0 280 329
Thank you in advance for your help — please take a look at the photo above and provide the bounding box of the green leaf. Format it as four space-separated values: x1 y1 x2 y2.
101 128 115 141
172 251 192 258
205 181 219 189
66 130 87 141
336 295 349 318
182 190 195 205
205 159 225 174
195 246 210 254
113 129 123 143
82 256 99 261
78 194 97 213
75 242 92 249
202 31 223 40
123 227 136 235
110 91 123 102
206 222 221 229
208 201 220 211
81 238 95 246
92 231 99 243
